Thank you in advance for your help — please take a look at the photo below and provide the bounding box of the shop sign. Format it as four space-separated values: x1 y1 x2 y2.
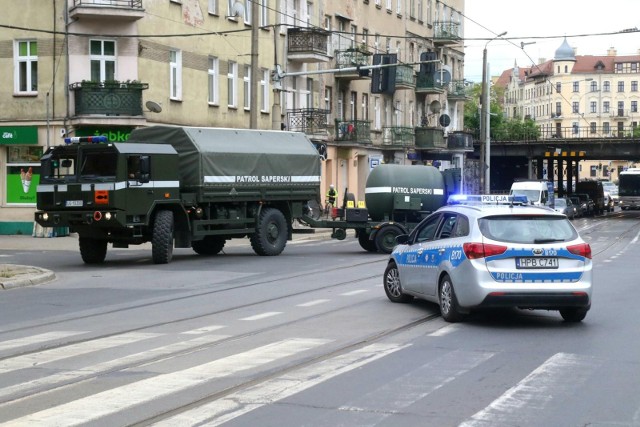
6 166 40 204
0 126 38 145
76 128 133 142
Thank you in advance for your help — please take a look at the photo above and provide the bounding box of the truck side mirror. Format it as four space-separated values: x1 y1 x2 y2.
139 156 150 183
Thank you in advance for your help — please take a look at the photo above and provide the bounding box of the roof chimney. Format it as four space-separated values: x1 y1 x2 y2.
607 47 617 56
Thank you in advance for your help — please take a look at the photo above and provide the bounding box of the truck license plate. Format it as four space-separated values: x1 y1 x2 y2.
516 257 558 269
65 200 83 207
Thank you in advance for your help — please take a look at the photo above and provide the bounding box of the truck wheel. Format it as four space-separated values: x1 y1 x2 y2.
152 210 174 264
79 237 107 264
250 207 287 256
192 236 226 255
358 230 378 252
375 225 403 254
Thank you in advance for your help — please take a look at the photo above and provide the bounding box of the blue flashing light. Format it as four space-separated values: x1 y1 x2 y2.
64 136 108 145
447 194 530 206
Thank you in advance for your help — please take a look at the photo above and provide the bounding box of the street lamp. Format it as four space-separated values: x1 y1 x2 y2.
480 31 506 194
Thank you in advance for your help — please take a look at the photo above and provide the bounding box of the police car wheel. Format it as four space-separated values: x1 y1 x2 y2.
439 275 465 322
383 262 413 303
559 307 588 322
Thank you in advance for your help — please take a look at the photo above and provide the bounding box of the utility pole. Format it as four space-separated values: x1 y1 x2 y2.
250 0 259 129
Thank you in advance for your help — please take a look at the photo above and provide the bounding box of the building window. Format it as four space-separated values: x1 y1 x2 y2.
337 90 344 120
590 101 596 113
227 60 237 107
603 122 610 134
618 81 625 92
572 102 579 114
208 0 217 14
324 87 332 121
374 96 381 130
590 122 596 134
555 82 561 93
386 0 392 11
306 77 313 108
616 63 622 72
632 63 638 73
90 39 116 82
396 0 402 14
409 0 415 17
362 93 369 121
603 101 610 114
260 68 269 112
15 40 38 93
572 82 579 92
324 15 331 30
208 57 219 105
618 101 624 116
590 81 597 92
631 100 638 113
169 49 182 100
260 0 269 26
350 91 356 119
572 122 579 134
417 0 423 21
555 102 561 115
243 64 251 110
632 81 638 92
603 81 610 92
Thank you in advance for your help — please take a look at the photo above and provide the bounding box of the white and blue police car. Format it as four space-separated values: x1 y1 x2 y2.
383 194 592 322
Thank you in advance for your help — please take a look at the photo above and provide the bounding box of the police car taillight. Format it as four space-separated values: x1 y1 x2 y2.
463 242 507 259
567 243 592 259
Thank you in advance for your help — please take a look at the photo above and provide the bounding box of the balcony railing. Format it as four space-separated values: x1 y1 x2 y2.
70 0 144 20
447 131 474 151
415 74 445 94
287 27 330 63
447 80 468 99
414 127 446 149
433 21 462 43
334 48 372 79
70 81 149 116
334 119 372 144
394 65 416 90
382 126 414 146
286 108 330 135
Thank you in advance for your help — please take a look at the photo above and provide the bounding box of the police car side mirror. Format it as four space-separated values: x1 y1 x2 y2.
395 234 409 245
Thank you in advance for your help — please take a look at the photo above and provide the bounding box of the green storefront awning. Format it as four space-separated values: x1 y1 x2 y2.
0 126 38 145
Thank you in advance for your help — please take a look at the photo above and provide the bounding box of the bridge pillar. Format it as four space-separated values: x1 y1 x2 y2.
567 159 575 193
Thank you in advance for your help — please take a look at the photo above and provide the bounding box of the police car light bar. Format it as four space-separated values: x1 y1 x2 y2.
64 136 108 145
447 194 529 206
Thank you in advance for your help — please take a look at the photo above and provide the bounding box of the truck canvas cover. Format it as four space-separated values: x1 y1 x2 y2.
127 126 321 189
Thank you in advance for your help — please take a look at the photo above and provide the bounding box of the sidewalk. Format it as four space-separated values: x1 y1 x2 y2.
0 224 333 290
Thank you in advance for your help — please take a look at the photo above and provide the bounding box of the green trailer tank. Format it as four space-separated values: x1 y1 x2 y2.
35 126 321 264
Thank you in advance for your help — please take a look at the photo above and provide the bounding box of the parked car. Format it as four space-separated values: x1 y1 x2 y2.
576 180 605 214
575 193 595 216
553 197 576 219
383 196 593 322
569 195 584 218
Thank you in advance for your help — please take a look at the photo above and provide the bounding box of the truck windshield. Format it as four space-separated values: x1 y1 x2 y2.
41 151 77 182
80 151 117 179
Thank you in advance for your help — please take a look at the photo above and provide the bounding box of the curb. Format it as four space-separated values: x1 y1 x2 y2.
0 265 56 290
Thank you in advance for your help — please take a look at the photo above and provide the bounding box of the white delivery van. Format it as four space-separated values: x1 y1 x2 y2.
509 180 553 206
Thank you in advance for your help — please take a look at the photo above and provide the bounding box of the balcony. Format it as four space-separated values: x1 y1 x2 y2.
614 109 631 119
447 80 468 100
334 119 372 144
551 112 563 120
334 48 372 80
69 0 144 21
394 65 416 90
382 126 414 147
286 108 330 137
433 21 462 45
414 127 446 149
415 74 445 95
287 27 331 63
69 81 149 123
447 131 474 151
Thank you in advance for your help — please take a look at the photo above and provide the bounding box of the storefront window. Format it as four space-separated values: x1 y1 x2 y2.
6 146 43 205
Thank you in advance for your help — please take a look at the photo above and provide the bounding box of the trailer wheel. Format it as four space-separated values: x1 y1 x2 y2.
79 237 107 264
358 230 378 252
375 225 403 254
192 236 226 255
250 207 287 256
152 210 174 264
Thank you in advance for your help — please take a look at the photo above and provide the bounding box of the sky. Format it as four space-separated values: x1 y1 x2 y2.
463 0 640 83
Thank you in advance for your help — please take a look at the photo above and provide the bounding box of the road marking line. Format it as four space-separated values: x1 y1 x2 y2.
240 312 282 321
181 325 226 334
340 290 368 296
0 334 230 403
2 338 330 426
428 324 460 337
0 332 160 374
0 331 87 352
152 342 409 426
297 299 330 307
459 352 600 427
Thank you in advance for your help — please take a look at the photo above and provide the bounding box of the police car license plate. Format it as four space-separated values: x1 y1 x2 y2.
516 257 558 269
65 200 83 207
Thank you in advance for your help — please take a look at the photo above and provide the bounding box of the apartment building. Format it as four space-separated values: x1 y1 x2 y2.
0 0 467 234
499 38 640 183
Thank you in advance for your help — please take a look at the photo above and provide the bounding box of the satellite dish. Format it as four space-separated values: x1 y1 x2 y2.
228 1 245 18
439 114 451 127
145 100 162 113
435 64 452 85
429 100 441 114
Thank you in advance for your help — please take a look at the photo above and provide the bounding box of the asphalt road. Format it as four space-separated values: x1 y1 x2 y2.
1 210 639 426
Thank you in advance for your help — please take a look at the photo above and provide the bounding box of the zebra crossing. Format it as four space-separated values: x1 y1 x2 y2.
0 326 607 426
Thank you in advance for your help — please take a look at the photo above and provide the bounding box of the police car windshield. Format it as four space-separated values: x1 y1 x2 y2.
479 215 577 244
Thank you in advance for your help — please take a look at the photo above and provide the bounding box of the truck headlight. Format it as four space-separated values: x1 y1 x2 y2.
105 212 112 220
42 212 49 221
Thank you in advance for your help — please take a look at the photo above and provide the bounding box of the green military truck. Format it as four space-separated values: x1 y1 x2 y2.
35 126 321 264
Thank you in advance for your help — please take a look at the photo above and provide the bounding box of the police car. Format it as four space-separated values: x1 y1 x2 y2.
383 195 592 322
